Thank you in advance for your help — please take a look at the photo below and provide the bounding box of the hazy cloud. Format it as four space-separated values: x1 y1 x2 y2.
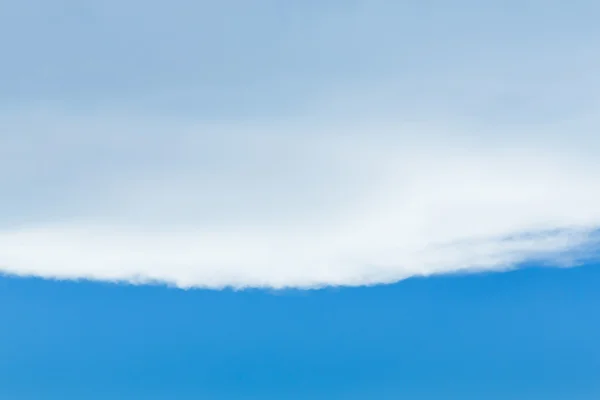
1 1 599 288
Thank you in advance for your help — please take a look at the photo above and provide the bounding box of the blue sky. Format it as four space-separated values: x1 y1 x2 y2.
1 266 599 399
1 0 600 398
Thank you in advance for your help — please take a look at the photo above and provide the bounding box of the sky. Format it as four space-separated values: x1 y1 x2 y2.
1 0 600 398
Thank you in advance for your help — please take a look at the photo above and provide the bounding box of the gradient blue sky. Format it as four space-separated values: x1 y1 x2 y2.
1 1 600 398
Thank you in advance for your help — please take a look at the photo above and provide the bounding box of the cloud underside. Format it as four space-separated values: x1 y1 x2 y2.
0 227 598 289
1 114 600 289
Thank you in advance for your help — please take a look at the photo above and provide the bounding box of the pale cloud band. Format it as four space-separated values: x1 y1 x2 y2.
1 107 599 289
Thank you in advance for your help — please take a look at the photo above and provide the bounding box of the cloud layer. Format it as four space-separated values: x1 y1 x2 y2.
2 1 600 288
2 109 600 289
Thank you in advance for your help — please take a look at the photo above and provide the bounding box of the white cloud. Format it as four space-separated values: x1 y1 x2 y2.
1 107 599 289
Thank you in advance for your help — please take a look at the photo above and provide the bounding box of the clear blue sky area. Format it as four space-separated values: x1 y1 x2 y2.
1 264 599 399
